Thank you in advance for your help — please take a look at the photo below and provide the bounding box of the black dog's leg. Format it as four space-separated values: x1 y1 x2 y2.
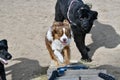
0 63 6 80
71 25 92 62
86 46 90 52
1 71 6 80
55 0 64 22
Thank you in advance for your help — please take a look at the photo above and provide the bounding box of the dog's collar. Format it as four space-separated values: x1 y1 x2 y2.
67 0 78 26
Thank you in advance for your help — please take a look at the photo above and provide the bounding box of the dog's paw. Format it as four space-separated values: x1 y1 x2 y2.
81 58 92 62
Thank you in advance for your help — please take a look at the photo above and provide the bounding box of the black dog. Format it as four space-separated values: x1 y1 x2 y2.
0 39 12 80
55 0 98 62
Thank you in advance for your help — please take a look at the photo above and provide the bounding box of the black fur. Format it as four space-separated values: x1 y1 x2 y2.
55 0 98 61
0 39 12 80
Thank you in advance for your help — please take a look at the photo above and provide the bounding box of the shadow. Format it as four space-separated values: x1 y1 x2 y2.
6 58 48 80
94 65 120 80
88 21 120 58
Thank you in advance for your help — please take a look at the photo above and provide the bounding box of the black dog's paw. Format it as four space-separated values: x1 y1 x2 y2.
86 47 90 51
81 58 92 62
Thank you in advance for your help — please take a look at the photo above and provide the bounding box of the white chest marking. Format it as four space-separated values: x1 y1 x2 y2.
51 39 65 51
51 40 65 63
54 50 64 63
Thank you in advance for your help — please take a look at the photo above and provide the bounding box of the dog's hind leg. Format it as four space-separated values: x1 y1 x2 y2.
55 0 64 22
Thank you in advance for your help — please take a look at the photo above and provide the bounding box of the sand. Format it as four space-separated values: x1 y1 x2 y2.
0 0 120 80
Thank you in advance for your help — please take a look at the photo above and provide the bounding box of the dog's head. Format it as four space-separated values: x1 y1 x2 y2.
0 39 12 65
52 20 72 45
75 4 98 33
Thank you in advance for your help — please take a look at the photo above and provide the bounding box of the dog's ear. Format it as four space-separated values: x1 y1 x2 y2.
1 39 8 46
52 22 60 34
92 11 98 20
52 21 64 31
0 39 8 50
85 3 92 9
79 4 91 17
80 4 91 10
53 21 63 27
63 20 69 25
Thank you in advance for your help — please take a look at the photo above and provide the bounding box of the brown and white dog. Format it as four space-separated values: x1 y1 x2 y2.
45 20 72 67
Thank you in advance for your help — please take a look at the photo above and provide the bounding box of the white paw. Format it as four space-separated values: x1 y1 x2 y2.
54 50 64 63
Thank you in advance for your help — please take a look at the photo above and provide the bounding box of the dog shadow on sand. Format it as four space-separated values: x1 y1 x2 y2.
88 20 120 58
6 58 48 80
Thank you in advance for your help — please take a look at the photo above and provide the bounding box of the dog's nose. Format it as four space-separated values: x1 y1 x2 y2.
6 55 12 60
63 38 67 42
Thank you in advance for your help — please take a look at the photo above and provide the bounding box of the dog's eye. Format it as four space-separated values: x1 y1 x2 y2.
57 31 63 36
56 29 62 35
66 30 71 37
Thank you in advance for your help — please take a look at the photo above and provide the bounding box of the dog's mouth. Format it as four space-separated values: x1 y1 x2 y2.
0 57 8 65
60 40 68 45
61 41 67 45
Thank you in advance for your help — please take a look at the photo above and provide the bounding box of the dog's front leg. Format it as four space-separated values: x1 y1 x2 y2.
75 34 91 62
71 25 92 62
63 46 70 65
0 66 6 80
54 50 64 64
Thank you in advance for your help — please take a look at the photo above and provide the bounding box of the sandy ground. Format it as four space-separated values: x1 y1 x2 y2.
0 0 120 80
